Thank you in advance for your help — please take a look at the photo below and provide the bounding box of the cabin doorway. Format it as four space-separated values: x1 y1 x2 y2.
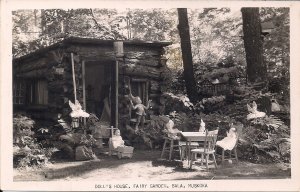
85 61 113 123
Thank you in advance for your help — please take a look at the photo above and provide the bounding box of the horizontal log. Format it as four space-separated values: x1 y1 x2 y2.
149 93 161 98
131 78 148 82
124 49 160 58
48 81 65 90
124 58 160 67
46 49 66 64
67 45 115 61
120 65 163 80
16 68 48 78
17 57 49 73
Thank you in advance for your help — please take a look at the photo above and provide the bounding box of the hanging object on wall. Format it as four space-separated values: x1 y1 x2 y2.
114 41 124 58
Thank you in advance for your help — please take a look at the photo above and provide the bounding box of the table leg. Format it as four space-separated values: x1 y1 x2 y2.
188 140 191 168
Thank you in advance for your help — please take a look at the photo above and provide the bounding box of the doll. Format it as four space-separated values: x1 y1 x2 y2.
199 119 206 133
109 129 125 156
246 101 266 120
165 119 182 140
130 96 151 133
69 100 89 118
111 129 125 148
216 127 238 151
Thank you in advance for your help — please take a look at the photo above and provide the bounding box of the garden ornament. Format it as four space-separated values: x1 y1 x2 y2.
69 100 90 118
216 127 238 151
246 101 266 120
130 96 151 133
111 129 125 149
271 99 281 112
212 78 220 84
165 119 181 140
199 119 206 132
109 129 134 158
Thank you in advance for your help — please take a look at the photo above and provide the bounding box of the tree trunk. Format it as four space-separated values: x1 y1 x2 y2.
177 8 198 102
241 8 267 85
40 9 46 34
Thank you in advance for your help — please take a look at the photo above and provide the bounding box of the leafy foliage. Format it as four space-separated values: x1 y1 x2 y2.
13 114 56 168
190 8 245 65
240 115 290 163
261 8 290 102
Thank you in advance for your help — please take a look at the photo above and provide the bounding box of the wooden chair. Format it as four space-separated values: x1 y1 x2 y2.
220 135 239 164
160 137 181 160
189 132 218 170
178 141 199 161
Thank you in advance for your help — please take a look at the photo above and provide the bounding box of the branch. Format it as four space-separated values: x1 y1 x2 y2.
89 9 108 32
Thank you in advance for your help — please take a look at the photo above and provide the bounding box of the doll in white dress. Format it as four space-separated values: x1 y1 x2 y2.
216 127 238 151
246 101 266 120
109 129 125 156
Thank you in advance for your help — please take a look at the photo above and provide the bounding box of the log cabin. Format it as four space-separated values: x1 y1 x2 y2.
13 36 172 131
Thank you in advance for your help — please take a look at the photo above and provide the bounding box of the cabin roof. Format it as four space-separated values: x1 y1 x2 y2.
14 36 172 62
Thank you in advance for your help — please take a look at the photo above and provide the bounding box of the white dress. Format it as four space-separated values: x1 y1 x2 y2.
216 128 238 150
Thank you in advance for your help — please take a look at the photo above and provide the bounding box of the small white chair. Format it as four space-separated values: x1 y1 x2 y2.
190 132 218 170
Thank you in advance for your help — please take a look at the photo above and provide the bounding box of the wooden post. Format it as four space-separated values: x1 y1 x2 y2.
82 60 86 126
111 60 119 128
112 41 124 128
71 53 77 102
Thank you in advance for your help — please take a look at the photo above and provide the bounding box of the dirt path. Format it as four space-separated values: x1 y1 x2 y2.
14 149 290 181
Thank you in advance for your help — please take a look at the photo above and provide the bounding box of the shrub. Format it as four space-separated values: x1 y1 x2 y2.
13 114 56 168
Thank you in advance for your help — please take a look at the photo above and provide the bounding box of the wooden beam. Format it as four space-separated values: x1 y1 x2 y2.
71 53 77 102
82 60 87 126
112 41 123 128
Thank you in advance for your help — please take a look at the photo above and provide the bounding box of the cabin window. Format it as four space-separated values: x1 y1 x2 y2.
28 79 48 105
13 79 25 105
131 80 149 104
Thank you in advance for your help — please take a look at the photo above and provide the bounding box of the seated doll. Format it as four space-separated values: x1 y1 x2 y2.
108 129 134 158
109 129 125 155
247 101 266 120
216 127 238 151
165 119 182 140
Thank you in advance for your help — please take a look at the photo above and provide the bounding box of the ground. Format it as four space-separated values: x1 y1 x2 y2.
14 149 291 181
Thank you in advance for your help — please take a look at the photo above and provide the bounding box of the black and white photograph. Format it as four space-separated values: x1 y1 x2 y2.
1 0 300 191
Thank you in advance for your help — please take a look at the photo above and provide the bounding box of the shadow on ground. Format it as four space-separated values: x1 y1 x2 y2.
43 149 162 180
13 149 291 181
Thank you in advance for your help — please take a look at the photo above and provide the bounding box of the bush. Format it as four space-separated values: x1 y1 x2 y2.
13 114 56 168
239 115 290 164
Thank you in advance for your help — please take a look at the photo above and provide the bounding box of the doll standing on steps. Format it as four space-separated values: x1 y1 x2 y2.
130 97 151 133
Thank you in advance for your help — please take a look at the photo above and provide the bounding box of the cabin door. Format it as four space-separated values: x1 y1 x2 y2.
84 61 113 123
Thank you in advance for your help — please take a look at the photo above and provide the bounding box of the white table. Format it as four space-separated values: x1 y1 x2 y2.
180 132 206 164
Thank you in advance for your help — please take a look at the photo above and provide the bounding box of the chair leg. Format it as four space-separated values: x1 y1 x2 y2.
189 152 193 169
161 139 167 159
234 147 238 162
181 147 186 160
169 140 174 160
221 149 225 163
205 154 209 170
201 154 204 166
212 153 217 169
179 146 182 161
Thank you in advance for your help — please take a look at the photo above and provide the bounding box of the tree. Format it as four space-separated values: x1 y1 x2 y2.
190 8 245 66
127 9 177 41
177 8 198 102
241 8 267 84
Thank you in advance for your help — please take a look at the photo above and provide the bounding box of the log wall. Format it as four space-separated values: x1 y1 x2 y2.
13 42 169 127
